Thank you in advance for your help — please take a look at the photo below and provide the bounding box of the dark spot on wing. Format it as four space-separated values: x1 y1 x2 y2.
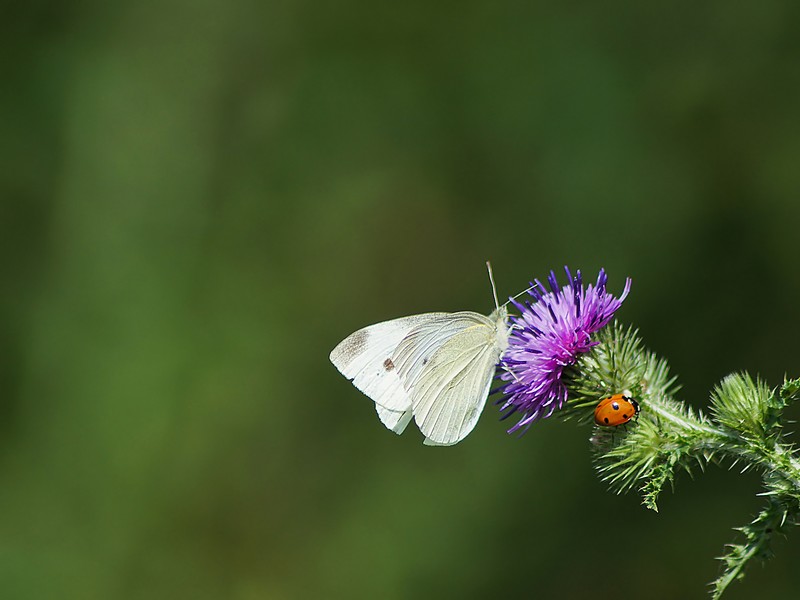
612 401 620 410
383 358 395 371
422 358 429 365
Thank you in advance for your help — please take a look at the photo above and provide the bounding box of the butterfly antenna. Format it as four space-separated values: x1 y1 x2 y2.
486 261 500 310
501 283 538 308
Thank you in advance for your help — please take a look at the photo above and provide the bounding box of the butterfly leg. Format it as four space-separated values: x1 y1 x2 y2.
500 360 521 383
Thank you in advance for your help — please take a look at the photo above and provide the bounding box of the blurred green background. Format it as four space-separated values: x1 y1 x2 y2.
3 0 800 598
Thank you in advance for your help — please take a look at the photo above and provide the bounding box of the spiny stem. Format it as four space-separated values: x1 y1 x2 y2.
646 401 733 439
572 324 800 598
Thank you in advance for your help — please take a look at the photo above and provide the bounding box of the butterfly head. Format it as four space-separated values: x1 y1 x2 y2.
491 305 509 352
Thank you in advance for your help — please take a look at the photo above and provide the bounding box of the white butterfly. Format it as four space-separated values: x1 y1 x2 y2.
329 264 510 446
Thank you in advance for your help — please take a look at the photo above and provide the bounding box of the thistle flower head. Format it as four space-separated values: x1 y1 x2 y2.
498 267 631 433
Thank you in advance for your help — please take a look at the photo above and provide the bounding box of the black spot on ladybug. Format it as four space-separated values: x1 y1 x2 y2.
612 402 620 410
603 417 609 424
623 413 630 419
383 358 395 371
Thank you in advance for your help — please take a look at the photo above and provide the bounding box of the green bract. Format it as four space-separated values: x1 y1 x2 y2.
564 323 800 599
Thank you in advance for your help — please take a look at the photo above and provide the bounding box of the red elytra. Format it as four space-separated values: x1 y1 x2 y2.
594 393 640 427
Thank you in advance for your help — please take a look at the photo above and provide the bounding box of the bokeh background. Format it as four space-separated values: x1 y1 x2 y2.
4 0 800 598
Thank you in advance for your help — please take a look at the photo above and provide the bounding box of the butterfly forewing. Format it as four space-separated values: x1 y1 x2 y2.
329 313 447 416
392 312 492 385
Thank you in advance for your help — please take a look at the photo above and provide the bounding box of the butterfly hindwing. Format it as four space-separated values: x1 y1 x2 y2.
374 403 413 434
393 311 506 445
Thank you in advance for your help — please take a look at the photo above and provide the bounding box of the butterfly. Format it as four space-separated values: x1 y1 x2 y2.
329 263 511 446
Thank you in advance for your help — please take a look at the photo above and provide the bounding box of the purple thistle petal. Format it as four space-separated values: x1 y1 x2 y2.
498 268 631 434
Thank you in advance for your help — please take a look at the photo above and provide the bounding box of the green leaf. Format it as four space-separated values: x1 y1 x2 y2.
711 502 789 599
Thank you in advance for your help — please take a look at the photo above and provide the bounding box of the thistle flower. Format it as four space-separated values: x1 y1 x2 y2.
498 267 631 433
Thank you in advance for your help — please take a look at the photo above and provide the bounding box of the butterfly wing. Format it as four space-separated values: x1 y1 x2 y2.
393 311 507 446
374 403 414 434
417 342 499 446
330 313 447 432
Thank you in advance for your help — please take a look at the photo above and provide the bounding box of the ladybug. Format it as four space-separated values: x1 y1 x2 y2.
594 393 639 427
